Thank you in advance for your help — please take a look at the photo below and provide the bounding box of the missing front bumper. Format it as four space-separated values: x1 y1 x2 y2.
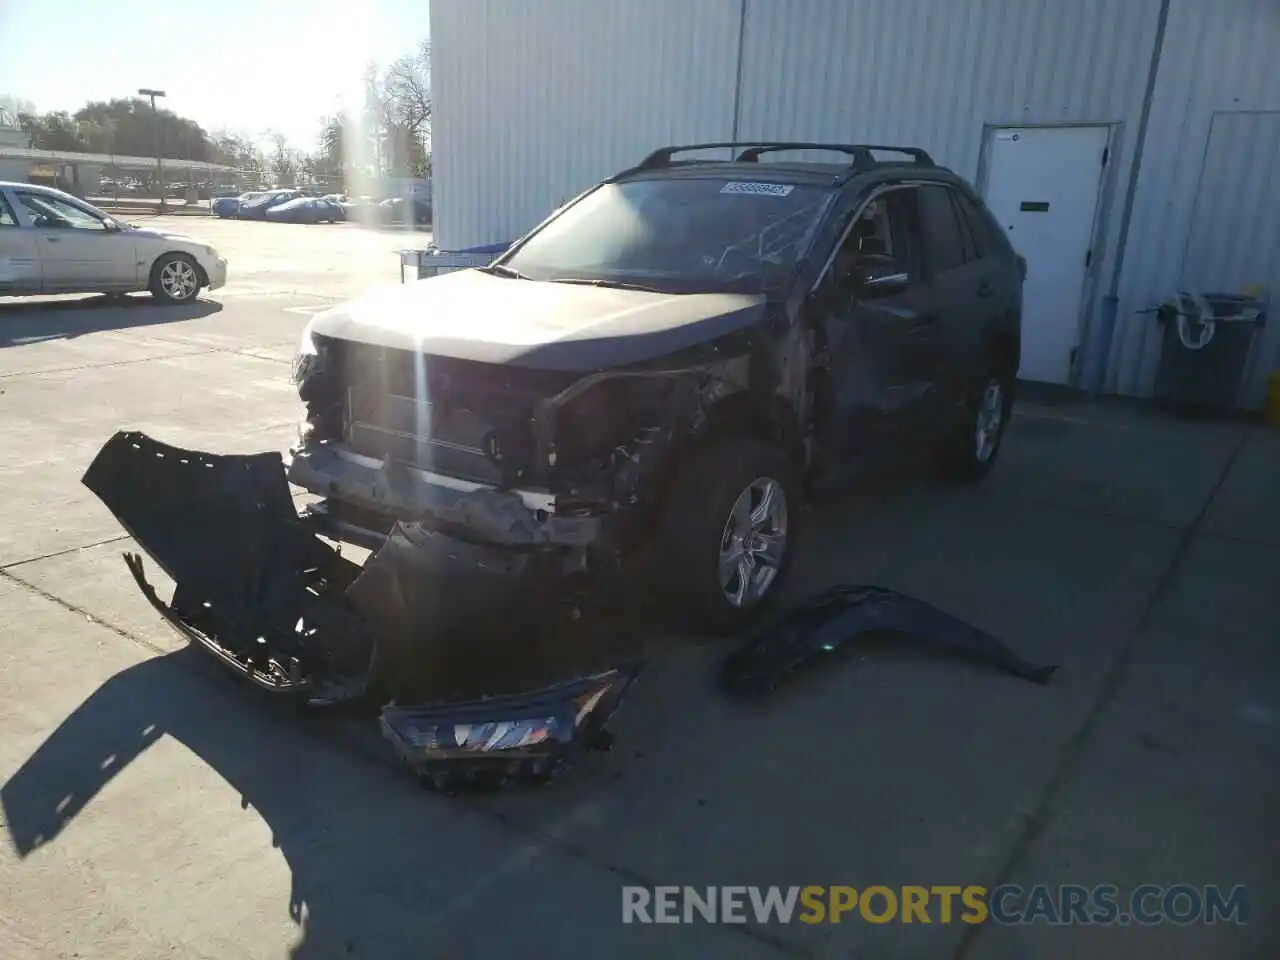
82 430 641 783
286 442 603 547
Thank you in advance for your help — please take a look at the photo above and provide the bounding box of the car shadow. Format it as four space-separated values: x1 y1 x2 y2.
0 645 454 958
4 632 685 958
0 295 223 348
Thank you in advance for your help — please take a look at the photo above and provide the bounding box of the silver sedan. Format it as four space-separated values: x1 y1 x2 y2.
0 181 227 303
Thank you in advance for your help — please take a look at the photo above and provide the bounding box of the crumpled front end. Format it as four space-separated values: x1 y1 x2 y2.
286 332 726 561
82 430 640 783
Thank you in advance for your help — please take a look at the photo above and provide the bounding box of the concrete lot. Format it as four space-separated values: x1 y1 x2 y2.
1 217 1277 959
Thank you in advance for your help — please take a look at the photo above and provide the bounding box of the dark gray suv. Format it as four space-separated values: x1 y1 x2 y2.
85 141 1024 703
287 141 1024 631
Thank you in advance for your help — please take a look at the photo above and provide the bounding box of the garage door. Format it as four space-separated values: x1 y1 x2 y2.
1182 111 1280 409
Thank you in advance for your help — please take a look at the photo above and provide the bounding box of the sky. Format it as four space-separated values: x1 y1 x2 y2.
0 0 429 150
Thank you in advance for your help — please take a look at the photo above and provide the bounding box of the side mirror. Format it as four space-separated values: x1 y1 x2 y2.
855 260 911 294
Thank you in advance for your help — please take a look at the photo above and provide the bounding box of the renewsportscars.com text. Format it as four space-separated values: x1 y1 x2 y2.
621 884 1249 926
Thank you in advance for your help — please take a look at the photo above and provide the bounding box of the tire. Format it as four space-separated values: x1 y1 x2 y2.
935 367 1015 483
653 435 800 635
150 253 202 304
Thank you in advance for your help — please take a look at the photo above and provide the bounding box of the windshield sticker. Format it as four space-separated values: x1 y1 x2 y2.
721 181 795 197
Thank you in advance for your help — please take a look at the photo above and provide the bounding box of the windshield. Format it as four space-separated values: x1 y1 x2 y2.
500 177 832 294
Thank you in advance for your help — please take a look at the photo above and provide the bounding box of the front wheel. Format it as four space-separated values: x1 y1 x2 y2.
935 371 1014 483
654 436 800 635
150 254 202 304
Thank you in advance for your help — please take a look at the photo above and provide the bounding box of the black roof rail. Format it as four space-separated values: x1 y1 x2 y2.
629 141 935 176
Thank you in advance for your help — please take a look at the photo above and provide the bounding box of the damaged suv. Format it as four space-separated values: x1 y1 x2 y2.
287 142 1022 632
86 141 1022 740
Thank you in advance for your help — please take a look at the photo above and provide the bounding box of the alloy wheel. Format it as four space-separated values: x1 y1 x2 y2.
975 379 1004 463
160 260 199 301
718 477 789 608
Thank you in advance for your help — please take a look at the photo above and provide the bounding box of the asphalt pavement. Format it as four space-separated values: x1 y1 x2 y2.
0 218 1276 959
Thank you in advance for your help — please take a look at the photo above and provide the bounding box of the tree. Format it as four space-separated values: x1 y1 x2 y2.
11 97 221 162
384 41 431 144
210 130 258 167
0 94 36 126
268 132 297 185
316 114 348 189
18 111 82 151
333 41 432 182
382 40 432 178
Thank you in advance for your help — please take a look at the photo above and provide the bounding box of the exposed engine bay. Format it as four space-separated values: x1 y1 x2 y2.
287 324 769 562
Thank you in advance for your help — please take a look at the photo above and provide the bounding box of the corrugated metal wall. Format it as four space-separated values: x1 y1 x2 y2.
430 0 742 249
1107 0 1280 404
430 0 1280 401
735 0 1159 176
733 0 1164 391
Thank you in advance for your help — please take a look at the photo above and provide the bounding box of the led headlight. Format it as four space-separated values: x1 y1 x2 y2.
380 664 641 788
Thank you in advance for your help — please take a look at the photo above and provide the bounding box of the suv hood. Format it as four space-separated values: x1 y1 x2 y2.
306 268 767 371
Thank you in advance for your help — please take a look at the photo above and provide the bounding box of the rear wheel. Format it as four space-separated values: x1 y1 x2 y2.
150 254 202 304
654 436 799 635
935 369 1014 483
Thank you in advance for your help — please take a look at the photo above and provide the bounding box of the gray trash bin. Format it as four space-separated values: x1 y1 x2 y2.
1153 292 1266 413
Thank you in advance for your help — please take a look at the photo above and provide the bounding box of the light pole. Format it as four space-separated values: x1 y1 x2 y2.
138 88 166 210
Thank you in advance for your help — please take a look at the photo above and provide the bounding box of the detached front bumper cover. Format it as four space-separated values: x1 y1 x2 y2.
82 430 643 788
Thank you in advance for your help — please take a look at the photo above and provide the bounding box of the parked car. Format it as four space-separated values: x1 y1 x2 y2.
264 196 343 224
212 191 265 218
236 189 304 220
0 181 227 303
320 194 351 221
379 195 431 227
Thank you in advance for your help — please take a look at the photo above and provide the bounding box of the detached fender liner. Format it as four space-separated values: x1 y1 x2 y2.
722 584 1058 695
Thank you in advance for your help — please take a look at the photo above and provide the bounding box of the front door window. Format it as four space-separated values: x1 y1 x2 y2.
18 192 108 231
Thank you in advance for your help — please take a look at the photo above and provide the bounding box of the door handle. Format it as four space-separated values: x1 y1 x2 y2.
44 236 61 243
977 280 993 298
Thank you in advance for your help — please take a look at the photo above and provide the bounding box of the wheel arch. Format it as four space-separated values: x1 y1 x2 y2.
689 389 806 467
148 250 208 288
985 319 1020 377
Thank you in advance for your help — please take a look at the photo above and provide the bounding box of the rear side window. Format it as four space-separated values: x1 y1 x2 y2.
952 191 996 261
916 185 966 274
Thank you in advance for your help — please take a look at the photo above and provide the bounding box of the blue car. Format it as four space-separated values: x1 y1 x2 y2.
236 189 304 220
212 190 274 218
263 196 343 224
212 192 256 217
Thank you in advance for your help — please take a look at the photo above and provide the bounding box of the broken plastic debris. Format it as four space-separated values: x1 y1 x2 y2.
721 584 1058 696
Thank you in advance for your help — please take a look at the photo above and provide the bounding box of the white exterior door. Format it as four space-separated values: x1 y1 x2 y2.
983 126 1109 384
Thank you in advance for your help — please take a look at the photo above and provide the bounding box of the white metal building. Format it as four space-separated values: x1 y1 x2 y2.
429 0 1280 403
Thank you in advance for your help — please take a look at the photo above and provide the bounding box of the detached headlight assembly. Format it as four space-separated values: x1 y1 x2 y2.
380 664 641 788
